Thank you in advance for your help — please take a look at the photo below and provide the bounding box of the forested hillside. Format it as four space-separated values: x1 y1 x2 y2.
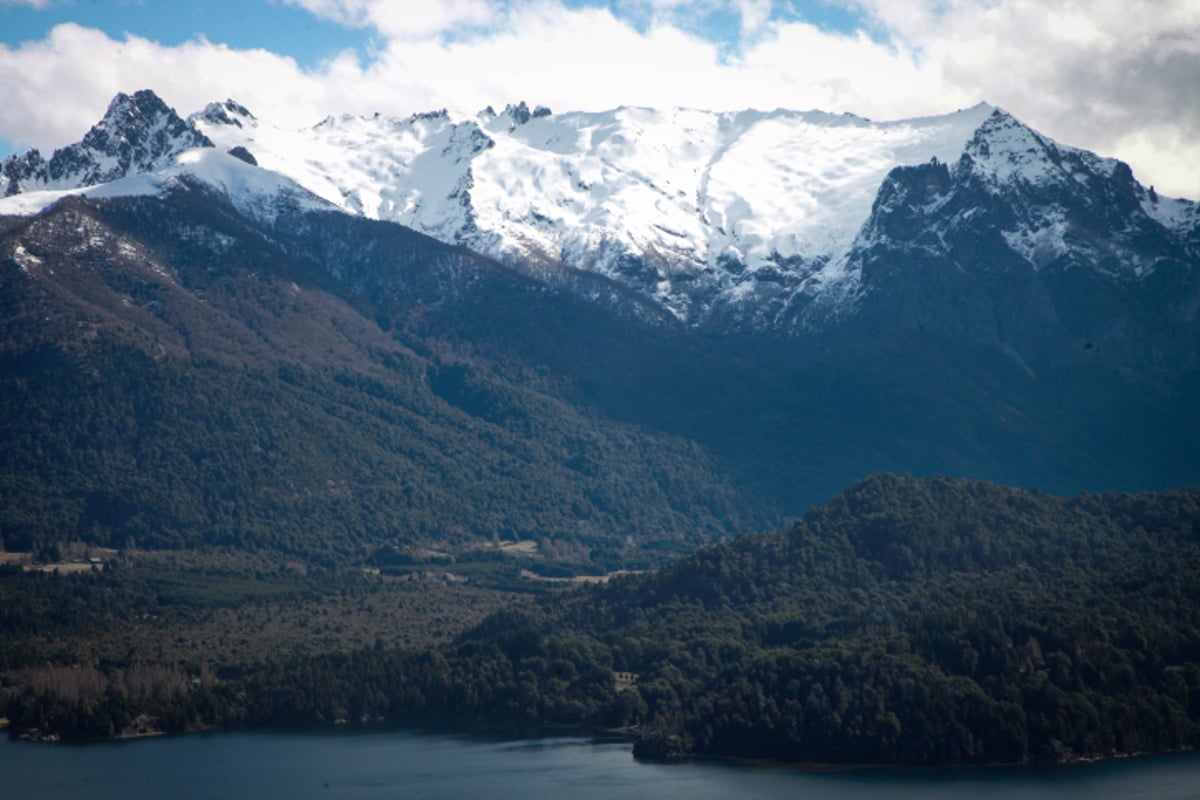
7 476 1198 765
5 183 1199 574
0 192 772 568
562 475 1200 763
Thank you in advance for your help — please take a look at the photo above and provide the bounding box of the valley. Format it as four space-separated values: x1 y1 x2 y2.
0 89 1198 763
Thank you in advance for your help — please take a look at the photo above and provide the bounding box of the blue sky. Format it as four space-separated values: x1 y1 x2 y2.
0 1 867 63
0 1 371 68
0 0 877 159
1 0 1197 198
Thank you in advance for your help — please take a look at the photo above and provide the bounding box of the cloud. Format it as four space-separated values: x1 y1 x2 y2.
0 0 50 7
733 0 773 36
0 23 379 155
851 0 1200 196
357 5 729 112
0 1 1196 198
280 0 499 39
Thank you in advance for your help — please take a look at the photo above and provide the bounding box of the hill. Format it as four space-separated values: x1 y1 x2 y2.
9 476 1197 765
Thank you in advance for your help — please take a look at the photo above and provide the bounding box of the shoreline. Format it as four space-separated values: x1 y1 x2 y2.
684 746 1187 773
7 713 1191 774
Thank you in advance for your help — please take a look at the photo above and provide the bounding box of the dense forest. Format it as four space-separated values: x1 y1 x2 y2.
6 476 1199 765
0 337 766 569
1 194 779 571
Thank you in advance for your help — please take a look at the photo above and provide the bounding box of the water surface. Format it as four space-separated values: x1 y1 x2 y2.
1 729 1197 799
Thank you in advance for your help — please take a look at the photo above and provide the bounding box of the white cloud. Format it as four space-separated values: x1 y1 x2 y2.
851 0 1200 196
0 23 352 151
0 1 1196 198
734 0 773 36
357 5 729 112
0 0 50 7
280 0 499 39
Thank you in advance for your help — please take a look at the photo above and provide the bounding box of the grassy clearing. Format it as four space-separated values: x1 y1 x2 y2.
0 549 533 676
1 547 119 572
518 568 644 585
24 562 105 574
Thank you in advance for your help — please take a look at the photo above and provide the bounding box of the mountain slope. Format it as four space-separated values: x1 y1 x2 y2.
836 110 1200 367
0 187 770 565
1 90 1198 565
188 99 1002 322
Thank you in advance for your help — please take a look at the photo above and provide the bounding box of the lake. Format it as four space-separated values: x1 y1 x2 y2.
2 728 1198 799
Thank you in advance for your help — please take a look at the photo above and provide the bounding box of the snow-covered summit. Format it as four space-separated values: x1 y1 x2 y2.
839 105 1200 343
5 90 1195 328
2 90 212 197
929 109 1189 280
192 98 1012 319
958 109 1126 190
192 99 257 130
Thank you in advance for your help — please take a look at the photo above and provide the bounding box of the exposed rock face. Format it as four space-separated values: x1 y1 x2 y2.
834 111 1200 378
2 90 212 196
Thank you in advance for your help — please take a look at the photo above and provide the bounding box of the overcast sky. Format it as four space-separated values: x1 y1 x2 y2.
1 0 1197 198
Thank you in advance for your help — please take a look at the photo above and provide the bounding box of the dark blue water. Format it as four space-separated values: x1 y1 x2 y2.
1 729 1198 799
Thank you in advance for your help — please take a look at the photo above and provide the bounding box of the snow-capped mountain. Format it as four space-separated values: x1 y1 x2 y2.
0 91 335 227
2 90 1199 549
187 99 1004 321
830 109 1200 373
1 90 212 197
2 90 1197 334
185 97 1198 328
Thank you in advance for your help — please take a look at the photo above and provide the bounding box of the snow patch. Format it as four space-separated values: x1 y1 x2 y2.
11 244 42 272
1143 192 1200 236
1003 219 1070 269
0 148 336 224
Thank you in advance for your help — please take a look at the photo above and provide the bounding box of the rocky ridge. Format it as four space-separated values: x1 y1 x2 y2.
2 90 212 197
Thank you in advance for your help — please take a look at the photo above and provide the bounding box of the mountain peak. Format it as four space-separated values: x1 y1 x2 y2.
100 89 173 126
498 101 552 127
80 88 211 158
2 89 213 196
961 108 1054 179
958 106 1128 193
845 102 1198 348
192 99 258 129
